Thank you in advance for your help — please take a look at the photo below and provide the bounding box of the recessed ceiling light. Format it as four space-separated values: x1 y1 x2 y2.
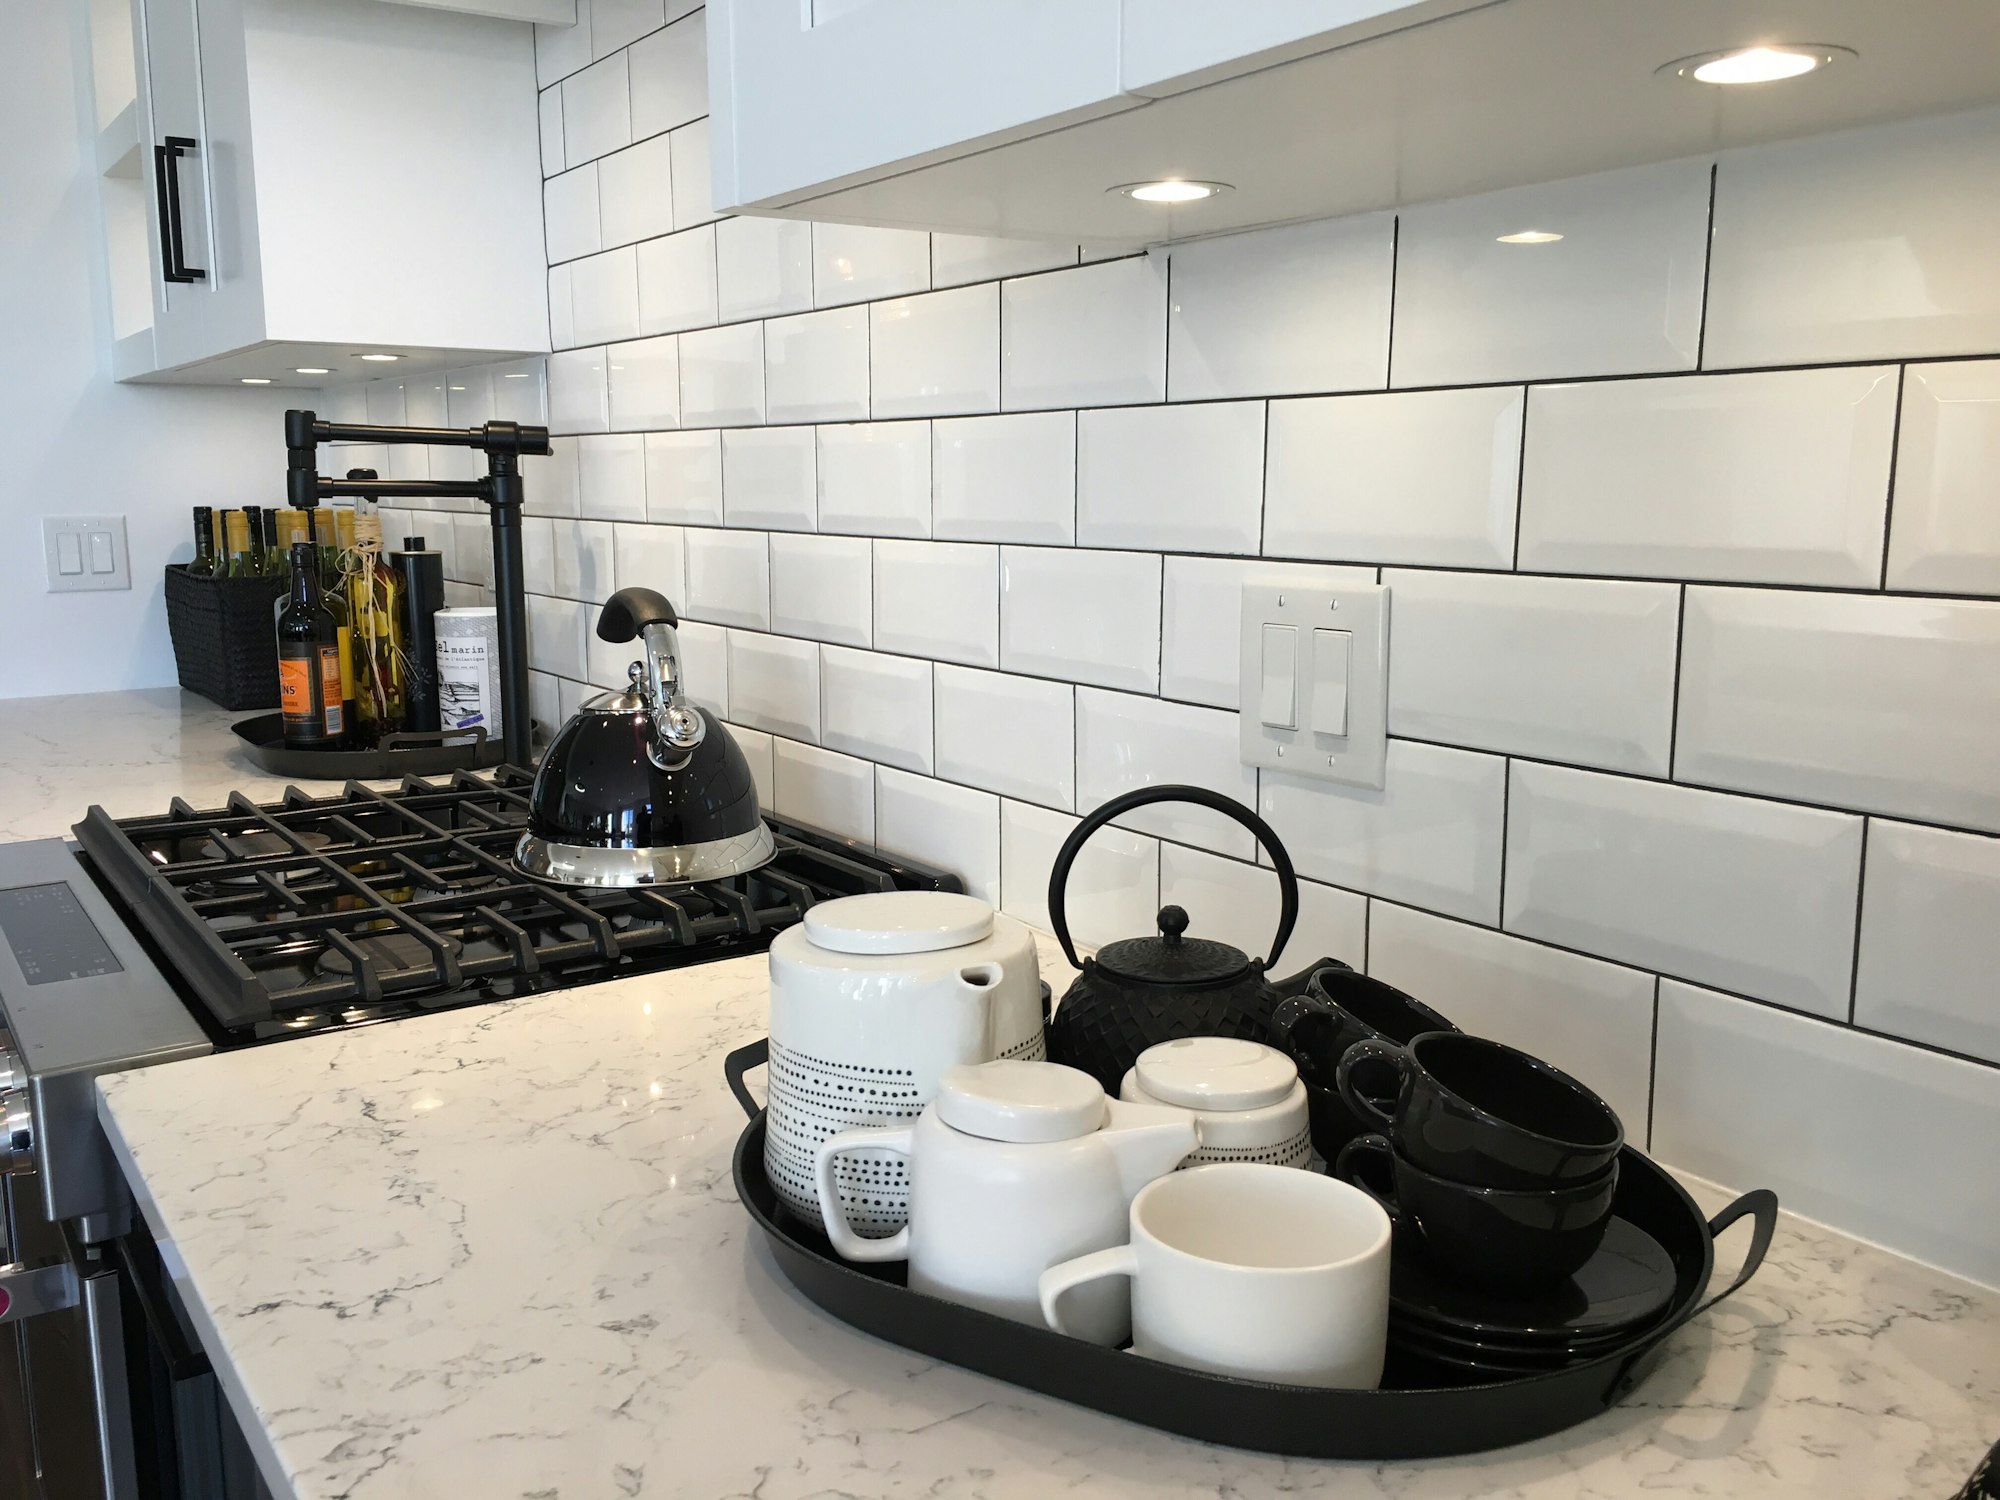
502 372 531 379
1658 44 1852 85
1113 180 1231 205
449 385 466 391
359 352 401 362
240 377 272 384
293 366 330 375
1496 230 1563 245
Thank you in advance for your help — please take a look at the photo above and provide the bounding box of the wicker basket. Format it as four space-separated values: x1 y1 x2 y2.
163 564 286 709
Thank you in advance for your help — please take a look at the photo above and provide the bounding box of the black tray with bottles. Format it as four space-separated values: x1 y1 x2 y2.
229 714 516 779
721 1036 1777 1461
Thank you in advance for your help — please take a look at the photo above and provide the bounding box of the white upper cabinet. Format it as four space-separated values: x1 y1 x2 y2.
708 0 2000 247
110 0 548 386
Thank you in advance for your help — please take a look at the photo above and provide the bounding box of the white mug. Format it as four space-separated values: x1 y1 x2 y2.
1037 1162 1392 1389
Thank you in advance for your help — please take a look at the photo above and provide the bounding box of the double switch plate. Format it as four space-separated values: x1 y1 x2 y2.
43 516 131 593
1238 581 1388 788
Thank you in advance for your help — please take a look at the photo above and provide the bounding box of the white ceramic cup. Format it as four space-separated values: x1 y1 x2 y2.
1037 1162 1392 1389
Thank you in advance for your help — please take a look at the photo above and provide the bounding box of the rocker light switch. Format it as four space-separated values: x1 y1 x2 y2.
1259 624 1297 728
1239 581 1389 789
43 515 131 593
1310 629 1352 737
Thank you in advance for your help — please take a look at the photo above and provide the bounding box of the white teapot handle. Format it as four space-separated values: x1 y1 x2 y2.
814 1126 914 1263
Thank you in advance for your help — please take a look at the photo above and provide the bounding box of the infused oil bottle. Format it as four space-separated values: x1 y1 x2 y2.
346 505 408 746
276 542 345 748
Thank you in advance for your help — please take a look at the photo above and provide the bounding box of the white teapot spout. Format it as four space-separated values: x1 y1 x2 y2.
1098 1099 1201 1196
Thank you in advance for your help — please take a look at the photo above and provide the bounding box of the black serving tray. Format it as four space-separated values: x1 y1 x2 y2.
725 1038 1777 1461
231 713 512 778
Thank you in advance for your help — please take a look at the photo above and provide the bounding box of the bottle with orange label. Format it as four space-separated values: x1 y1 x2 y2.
276 540 345 748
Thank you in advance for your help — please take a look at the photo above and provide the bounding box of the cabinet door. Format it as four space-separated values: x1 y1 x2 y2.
710 0 1139 212
140 0 213 342
1120 0 1484 95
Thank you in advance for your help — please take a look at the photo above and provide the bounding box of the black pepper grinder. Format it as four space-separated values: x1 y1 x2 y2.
390 536 445 732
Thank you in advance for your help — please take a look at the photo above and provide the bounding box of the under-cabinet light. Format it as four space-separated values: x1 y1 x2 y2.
1496 230 1564 244
1114 180 1231 205
1659 45 1852 85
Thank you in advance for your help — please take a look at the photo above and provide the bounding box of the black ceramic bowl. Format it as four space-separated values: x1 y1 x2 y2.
1274 966 1458 1160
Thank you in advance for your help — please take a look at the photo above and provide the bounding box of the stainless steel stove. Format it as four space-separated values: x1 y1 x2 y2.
0 769 958 1499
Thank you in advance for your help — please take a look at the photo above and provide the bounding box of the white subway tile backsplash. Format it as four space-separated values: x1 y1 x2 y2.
667 118 717 230
1504 762 1862 1017
1158 844 1367 977
1676 587 2000 833
544 167 602 264
1160 557 1376 710
560 53 630 167
1367 902 1656 1139
570 248 640 346
643 430 722 525
678 619 728 717
1167 215 1393 400
769 532 871 646
636 226 717 335
1000 547 1161 692
524 437 581 518
520 516 557 595
933 665 1073 810
1385 569 1679 775
534 11 590 90
821 646 933 773
872 539 998 667
932 411 1074 544
553 519 615 605
813 223 930 308
548 263 576 349
1000 799 1158 950
547 348 610 434
721 426 816 532
611 520 684 606
1075 689 1259 859
1262 740 1506 925
1706 106 2000 369
1518 367 1898 587
817 421 930 537
577 433 646 521
678 323 765 428
529 668 561 737
773 738 873 842
1393 158 1710 387
590 0 665 61
876 767 999 902
683 528 770 629
730 719 772 802
1003 257 1167 410
870 286 1001 419
728 631 821 742
716 216 814 323
1653 979 2000 1288
1264 387 1524 568
491 359 547 424
597 134 674 248
451 515 492 590
1855 820 2000 1064
764 307 869 424
1077 402 1264 554
1887 360 2000 595
605 334 679 432
527 593 587 678
627 9 705 141
932 235 1075 290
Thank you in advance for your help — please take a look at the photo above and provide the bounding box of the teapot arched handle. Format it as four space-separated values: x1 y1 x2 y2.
1047 784 1299 973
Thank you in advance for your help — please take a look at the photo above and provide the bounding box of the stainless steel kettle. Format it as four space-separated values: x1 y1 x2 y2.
514 588 774 886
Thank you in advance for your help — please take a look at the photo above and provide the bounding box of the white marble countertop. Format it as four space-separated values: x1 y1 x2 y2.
96 943 2000 1500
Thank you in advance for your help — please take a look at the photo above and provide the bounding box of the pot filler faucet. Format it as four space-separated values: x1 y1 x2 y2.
284 408 550 766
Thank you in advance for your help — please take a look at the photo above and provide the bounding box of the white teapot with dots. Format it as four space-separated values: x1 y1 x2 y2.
764 891 1044 1234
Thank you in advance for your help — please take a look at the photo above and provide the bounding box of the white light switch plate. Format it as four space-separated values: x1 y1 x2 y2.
1239 580 1389 788
43 515 131 592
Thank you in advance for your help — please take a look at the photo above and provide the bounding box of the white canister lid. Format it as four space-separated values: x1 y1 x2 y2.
801 891 995 955
935 1060 1105 1143
1132 1037 1298 1111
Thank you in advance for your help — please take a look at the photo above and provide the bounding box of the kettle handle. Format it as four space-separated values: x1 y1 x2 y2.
1047 784 1299 973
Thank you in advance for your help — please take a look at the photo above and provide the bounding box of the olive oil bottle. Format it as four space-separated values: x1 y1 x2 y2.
347 506 408 746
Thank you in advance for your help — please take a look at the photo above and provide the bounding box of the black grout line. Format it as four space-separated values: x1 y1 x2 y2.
1644 978 1661 1151
1495 757 1512 922
1694 162 1718 372
1383 214 1400 389
1879 365 1908 589
1509 385 1528 569
1847 816 1872 1025
1666 584 1687 779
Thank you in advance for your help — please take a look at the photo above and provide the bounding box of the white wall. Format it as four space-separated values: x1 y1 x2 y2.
0 0 296 701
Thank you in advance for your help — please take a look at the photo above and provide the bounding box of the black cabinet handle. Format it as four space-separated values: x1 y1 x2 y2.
153 136 205 284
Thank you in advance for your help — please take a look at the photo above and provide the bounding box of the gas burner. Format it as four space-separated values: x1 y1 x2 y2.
316 931 465 977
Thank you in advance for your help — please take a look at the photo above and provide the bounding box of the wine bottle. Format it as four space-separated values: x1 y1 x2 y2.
346 506 408 746
237 505 266 577
277 542 346 748
223 510 255 577
259 507 285 578
189 507 218 577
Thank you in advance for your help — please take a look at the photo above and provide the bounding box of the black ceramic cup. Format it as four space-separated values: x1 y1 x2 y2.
1334 1133 1618 1293
1334 1031 1623 1190
1272 966 1458 1160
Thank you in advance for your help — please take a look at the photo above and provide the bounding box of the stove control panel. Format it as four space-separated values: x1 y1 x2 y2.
0 882 125 986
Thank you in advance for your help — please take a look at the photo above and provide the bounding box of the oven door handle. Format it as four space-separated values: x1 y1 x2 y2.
0 1259 78 1324
113 1239 211 1381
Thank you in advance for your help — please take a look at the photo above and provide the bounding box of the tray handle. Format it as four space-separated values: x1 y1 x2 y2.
725 1037 769 1121
1607 1186 1779 1400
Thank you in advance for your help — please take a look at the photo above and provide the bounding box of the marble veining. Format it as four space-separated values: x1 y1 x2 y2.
97 940 2000 1500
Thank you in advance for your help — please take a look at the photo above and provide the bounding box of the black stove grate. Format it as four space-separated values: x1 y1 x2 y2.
74 767 958 1044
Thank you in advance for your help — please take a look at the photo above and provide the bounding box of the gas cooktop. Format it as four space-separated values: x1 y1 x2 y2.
71 768 958 1046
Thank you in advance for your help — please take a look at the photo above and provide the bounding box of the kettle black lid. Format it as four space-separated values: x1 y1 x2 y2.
1093 906 1250 988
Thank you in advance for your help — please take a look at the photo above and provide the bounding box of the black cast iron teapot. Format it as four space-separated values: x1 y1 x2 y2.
1045 785 1300 1092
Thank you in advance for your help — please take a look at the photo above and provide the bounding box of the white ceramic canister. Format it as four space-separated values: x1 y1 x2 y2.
765 891 1044 1232
1119 1036 1313 1170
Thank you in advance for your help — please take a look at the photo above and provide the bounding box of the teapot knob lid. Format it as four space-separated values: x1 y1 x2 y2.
1156 905 1190 945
